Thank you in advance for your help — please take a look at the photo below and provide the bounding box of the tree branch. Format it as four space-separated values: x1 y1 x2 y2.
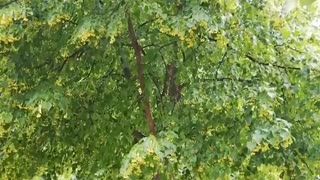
245 54 300 70
159 41 177 50
294 150 313 174
126 11 156 135
0 0 18 9
215 50 228 78
274 43 306 54
57 44 88 72
147 71 162 101
60 18 78 26
138 18 158 29
202 76 255 83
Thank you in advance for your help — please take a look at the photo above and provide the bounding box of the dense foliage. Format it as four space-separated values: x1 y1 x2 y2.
1 0 320 179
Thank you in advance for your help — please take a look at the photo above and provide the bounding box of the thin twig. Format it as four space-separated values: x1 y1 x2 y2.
138 18 158 29
147 70 165 115
185 41 204 62
57 44 88 72
245 54 300 70
147 71 162 100
202 76 255 83
86 61 96 78
274 43 306 54
142 43 156 48
101 69 114 79
61 18 78 26
287 46 305 54
181 48 186 62
159 41 177 50
108 0 125 17
294 150 314 174
215 50 228 78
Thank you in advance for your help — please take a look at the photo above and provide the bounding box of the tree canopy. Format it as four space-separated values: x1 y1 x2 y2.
1 0 320 179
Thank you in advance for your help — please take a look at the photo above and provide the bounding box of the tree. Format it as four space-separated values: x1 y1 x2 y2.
0 0 320 179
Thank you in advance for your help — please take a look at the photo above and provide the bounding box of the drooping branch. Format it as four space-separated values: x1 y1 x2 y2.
126 11 156 136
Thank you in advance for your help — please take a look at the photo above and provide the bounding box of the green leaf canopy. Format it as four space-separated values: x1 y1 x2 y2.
0 0 320 179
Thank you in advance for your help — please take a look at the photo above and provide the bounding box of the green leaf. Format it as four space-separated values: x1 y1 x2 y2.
246 141 257 151
0 112 13 123
41 101 52 111
252 130 263 144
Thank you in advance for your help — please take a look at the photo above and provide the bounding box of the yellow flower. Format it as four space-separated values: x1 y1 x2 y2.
216 33 228 48
109 36 115 44
159 25 171 33
281 138 293 148
55 78 63 86
199 19 208 28
79 30 95 43
197 164 204 172
0 16 12 27
0 125 7 138
0 35 18 44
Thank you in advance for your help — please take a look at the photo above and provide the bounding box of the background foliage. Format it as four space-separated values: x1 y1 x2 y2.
0 0 320 179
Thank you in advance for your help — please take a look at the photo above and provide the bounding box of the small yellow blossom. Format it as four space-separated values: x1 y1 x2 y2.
0 15 13 27
199 19 208 28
